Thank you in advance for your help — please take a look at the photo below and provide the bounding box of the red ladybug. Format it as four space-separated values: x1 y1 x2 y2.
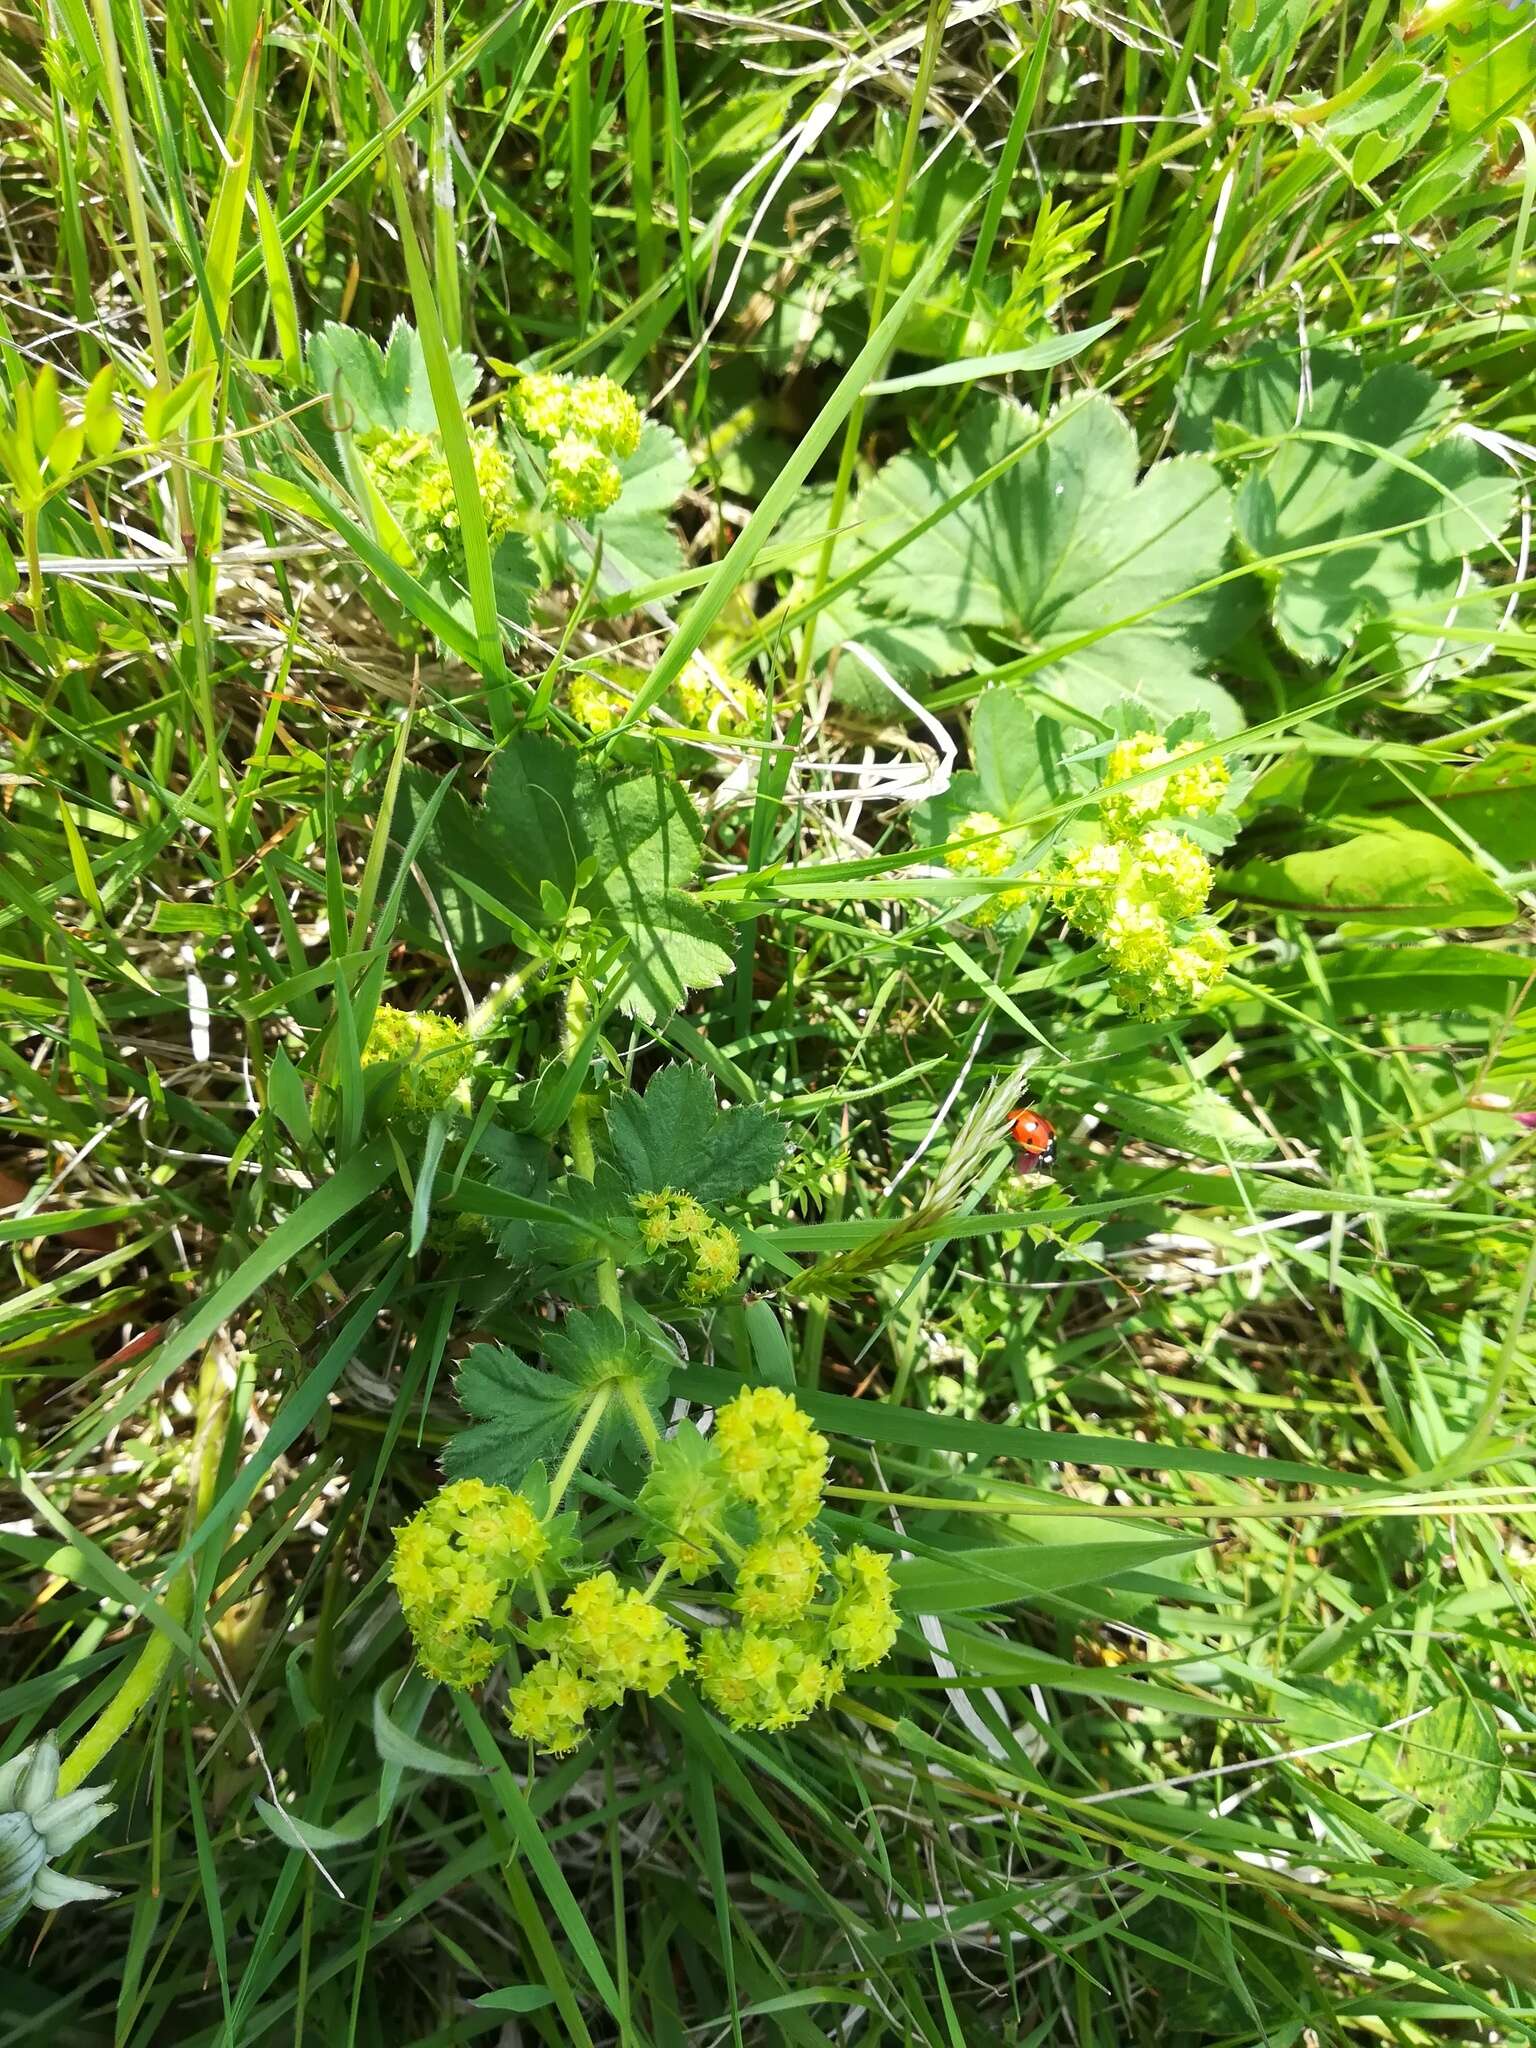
1008 1107 1056 1172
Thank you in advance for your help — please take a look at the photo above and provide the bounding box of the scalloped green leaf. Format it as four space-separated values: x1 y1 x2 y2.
834 395 1246 731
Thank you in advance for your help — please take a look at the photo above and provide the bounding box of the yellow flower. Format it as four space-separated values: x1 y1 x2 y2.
1050 840 1127 935
568 670 631 733
737 1532 823 1626
1101 894 1173 979
547 434 623 519
567 375 643 460
390 1479 546 1688
509 370 572 445
507 1659 595 1754
673 656 765 737
559 1571 691 1706
696 1625 842 1731
685 1222 742 1302
1136 828 1213 920
826 1544 899 1671
714 1386 829 1534
1101 731 1229 839
945 810 1015 879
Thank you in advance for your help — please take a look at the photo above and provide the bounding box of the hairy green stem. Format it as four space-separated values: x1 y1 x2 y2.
564 979 623 1316
547 1383 612 1513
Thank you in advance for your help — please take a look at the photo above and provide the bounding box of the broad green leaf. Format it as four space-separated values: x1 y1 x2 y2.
306 316 479 438
608 1066 786 1206
1179 347 1517 679
1229 0 1309 77
587 422 691 591
842 396 1245 731
1312 742 1536 873
1437 2 1536 143
421 533 538 636
835 116 989 359
401 737 732 1023
1275 1680 1501 1844
1224 826 1516 927
1259 942 1534 1018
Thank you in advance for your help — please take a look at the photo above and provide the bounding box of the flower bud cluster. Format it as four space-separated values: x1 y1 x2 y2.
507 1566 693 1754
361 424 520 565
1048 732 1234 1020
632 1189 742 1302
945 810 1041 930
391 1479 548 1688
509 369 642 520
362 1006 476 1115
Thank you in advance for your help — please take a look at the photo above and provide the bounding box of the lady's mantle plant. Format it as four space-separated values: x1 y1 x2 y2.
392 1382 899 1753
938 700 1239 1021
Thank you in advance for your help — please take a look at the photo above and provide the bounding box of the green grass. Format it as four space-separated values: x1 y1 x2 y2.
4 0 1536 2041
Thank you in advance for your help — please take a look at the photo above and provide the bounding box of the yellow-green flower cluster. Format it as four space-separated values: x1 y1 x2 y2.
362 424 520 564
568 669 631 733
560 1570 692 1704
826 1544 900 1669
696 1624 844 1732
1047 732 1233 1020
673 656 765 738
737 1531 823 1626
506 1570 690 1754
391 1479 548 1688
944 810 1040 930
714 1386 829 1534
1100 731 1230 841
362 1006 476 1114
508 369 641 520
505 1659 595 1754
632 1189 742 1302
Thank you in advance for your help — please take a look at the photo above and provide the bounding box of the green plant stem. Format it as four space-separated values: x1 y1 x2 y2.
619 1378 660 1456
58 1348 228 1794
547 1383 612 1513
564 979 623 1316
790 0 950 694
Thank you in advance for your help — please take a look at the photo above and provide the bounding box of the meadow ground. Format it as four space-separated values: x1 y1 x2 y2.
3 1 1536 2042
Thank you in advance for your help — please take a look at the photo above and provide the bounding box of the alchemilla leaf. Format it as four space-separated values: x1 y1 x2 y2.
1178 345 1517 681
609 1066 786 1207
446 1309 673 1489
306 317 479 440
828 395 1245 732
399 737 733 1023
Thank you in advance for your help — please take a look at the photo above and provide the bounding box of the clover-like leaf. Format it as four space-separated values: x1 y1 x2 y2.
826 396 1246 731
608 1066 786 1206
445 1308 672 1489
1178 345 1517 682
